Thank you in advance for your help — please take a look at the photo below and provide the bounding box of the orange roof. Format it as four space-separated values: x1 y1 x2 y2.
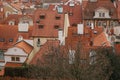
83 0 118 19
63 4 82 25
0 68 4 76
15 40 33 54
93 32 111 47
117 1 120 21
30 40 59 64
32 8 64 37
114 44 120 55
5 62 22 68
0 25 33 50
4 14 34 25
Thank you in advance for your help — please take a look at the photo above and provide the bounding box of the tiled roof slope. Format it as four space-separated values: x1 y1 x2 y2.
5 62 22 68
83 0 117 19
15 40 33 54
32 9 64 37
63 5 82 25
30 40 59 64
0 25 33 50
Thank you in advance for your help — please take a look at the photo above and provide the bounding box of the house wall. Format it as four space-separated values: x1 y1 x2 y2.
4 47 28 63
94 8 110 18
33 37 58 53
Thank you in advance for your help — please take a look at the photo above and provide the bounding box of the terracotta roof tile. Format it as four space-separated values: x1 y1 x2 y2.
63 5 82 25
83 0 117 19
30 40 60 64
32 9 64 37
5 62 22 68
93 32 111 47
0 25 33 50
114 44 120 55
15 40 33 54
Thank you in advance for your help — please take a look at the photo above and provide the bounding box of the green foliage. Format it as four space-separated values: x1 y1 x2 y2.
4 67 28 77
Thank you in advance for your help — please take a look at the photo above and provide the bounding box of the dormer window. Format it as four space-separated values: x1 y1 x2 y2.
9 38 13 42
40 14 45 19
54 25 60 29
38 24 44 29
99 12 105 17
55 16 61 20
69 11 73 16
36 20 40 23
94 7 111 19
0 38 5 42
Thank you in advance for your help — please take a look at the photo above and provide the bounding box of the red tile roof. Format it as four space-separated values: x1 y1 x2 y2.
15 40 33 54
114 44 120 55
30 40 60 64
0 25 33 50
5 62 22 68
63 4 82 25
93 32 111 47
32 8 64 37
83 0 117 19
4 14 34 25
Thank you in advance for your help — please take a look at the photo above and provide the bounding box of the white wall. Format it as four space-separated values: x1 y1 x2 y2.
4 47 28 63
94 8 111 18
4 56 27 63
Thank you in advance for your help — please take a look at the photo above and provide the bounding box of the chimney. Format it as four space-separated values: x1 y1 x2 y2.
18 23 29 32
91 22 94 29
77 23 84 34
64 13 70 37
58 29 64 45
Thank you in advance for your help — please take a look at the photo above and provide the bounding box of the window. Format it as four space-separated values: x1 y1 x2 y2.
36 20 40 23
54 25 59 29
102 13 105 17
0 38 5 42
69 50 75 64
11 57 15 61
9 38 13 42
39 15 45 19
11 57 20 61
69 11 73 16
99 13 102 17
16 57 20 61
89 50 96 65
37 38 40 47
38 25 44 29
55 16 61 20
99 12 105 17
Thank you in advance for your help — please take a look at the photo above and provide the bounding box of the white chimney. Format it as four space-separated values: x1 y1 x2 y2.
77 24 84 34
58 29 64 45
1 8 3 12
91 22 94 29
18 23 29 32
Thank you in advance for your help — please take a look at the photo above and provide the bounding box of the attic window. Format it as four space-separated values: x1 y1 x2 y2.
39 14 45 19
0 38 5 42
54 25 60 29
36 20 40 23
38 25 44 29
9 38 13 42
69 11 73 16
99 12 105 17
55 16 61 20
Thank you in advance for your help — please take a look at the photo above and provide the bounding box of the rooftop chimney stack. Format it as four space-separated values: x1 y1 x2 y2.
58 29 64 45
77 24 84 34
